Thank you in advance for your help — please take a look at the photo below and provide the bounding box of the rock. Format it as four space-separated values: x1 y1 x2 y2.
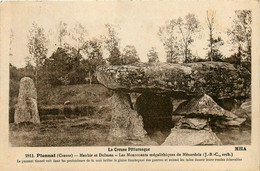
64 101 71 105
14 77 40 124
240 99 251 111
173 94 237 119
215 118 246 127
130 92 141 110
162 128 222 145
109 91 147 138
171 98 187 113
175 118 209 130
172 115 184 125
96 62 250 99
232 99 251 120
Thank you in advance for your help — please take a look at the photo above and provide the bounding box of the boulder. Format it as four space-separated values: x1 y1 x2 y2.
240 99 251 112
231 99 251 120
14 77 40 124
109 91 147 138
162 128 222 146
172 98 187 113
175 118 209 130
96 62 250 99
173 94 237 119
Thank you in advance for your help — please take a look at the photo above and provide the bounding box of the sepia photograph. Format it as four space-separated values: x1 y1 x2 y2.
7 2 252 148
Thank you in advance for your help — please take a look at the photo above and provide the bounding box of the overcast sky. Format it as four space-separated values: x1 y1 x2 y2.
7 1 242 68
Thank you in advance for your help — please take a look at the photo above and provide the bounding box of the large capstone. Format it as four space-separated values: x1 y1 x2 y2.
135 93 173 133
96 62 250 99
109 91 147 138
14 77 40 124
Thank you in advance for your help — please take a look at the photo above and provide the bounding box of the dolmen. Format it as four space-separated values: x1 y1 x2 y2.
96 62 251 145
14 77 40 124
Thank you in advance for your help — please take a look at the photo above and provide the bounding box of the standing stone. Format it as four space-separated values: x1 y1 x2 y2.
14 77 40 124
109 91 146 138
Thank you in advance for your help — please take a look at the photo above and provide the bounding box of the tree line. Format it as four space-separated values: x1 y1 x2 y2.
158 10 251 64
10 10 251 89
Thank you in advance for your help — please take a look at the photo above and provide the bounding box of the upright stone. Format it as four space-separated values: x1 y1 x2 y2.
14 77 40 124
162 117 222 146
109 91 146 138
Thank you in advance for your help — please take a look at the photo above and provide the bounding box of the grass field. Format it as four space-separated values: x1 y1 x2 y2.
9 117 111 147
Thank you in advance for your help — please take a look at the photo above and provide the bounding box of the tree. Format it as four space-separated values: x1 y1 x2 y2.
9 64 20 105
104 24 122 65
158 14 200 63
27 22 48 87
207 37 224 61
107 47 122 65
176 14 200 63
9 29 14 58
57 21 68 47
47 48 73 85
206 10 224 61
158 20 181 63
121 45 140 65
82 39 105 85
147 47 159 63
227 10 252 62
68 23 88 69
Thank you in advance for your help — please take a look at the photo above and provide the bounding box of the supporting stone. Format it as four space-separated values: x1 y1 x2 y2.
162 128 222 146
162 117 222 145
14 77 40 124
109 91 147 138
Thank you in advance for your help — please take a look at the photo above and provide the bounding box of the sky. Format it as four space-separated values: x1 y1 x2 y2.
6 1 241 68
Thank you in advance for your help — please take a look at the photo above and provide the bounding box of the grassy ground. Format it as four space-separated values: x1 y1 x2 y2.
9 117 112 147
